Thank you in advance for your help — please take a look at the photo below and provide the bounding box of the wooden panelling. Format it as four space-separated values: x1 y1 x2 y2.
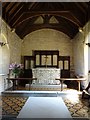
22 50 70 78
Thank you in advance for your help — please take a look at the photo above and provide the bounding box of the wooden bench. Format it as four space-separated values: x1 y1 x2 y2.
7 77 37 90
55 77 86 91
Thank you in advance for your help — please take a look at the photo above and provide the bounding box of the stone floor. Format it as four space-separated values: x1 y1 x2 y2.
1 89 90 119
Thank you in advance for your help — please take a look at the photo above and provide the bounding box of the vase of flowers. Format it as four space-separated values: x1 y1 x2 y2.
9 62 24 78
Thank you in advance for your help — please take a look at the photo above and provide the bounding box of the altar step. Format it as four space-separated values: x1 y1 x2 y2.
25 84 67 91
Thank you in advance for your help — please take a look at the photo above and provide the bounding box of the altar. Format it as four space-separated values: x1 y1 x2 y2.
32 68 60 85
24 50 68 90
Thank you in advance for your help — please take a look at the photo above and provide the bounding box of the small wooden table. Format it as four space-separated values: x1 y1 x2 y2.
55 78 86 91
7 77 37 90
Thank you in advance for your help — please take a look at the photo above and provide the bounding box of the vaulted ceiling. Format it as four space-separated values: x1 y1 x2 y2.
2 2 90 39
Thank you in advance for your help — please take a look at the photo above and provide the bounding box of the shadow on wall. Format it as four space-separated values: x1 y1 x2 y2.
1 33 10 75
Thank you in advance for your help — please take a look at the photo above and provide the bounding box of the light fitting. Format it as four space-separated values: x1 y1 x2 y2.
0 42 8 47
86 43 90 47
79 27 83 33
11 28 15 32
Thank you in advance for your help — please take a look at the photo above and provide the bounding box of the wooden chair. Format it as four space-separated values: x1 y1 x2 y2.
82 82 90 106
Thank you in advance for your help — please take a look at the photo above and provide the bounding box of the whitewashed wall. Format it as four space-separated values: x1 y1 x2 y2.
21 29 73 67
86 21 90 82
0 19 22 93
73 20 90 89
73 32 84 75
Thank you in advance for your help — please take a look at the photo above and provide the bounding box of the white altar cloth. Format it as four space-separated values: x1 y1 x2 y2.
32 68 60 85
17 97 72 118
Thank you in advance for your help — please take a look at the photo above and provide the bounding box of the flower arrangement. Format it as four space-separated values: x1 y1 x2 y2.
9 63 24 77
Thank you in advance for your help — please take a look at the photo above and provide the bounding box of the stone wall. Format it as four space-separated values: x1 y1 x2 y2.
21 29 73 68
73 32 84 75
0 19 22 93
73 20 90 89
85 21 90 83
73 21 90 76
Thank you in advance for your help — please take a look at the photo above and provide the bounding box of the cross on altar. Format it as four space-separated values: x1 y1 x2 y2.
44 55 48 67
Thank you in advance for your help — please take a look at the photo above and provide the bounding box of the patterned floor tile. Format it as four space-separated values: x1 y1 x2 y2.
1 96 28 117
64 96 90 118
0 94 90 119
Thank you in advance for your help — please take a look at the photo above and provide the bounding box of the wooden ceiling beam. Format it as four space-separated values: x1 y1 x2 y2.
28 2 39 10
7 3 17 14
11 11 69 28
55 16 78 31
17 23 76 39
5 2 15 12
88 2 90 20
70 11 86 26
2 2 10 19
2 2 7 8
11 11 82 29
60 2 87 26
2 2 10 10
43 15 52 24
9 3 29 27
74 2 87 15
9 3 21 16
2 2 89 39
80 2 88 10
9 3 24 24
16 16 39 34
